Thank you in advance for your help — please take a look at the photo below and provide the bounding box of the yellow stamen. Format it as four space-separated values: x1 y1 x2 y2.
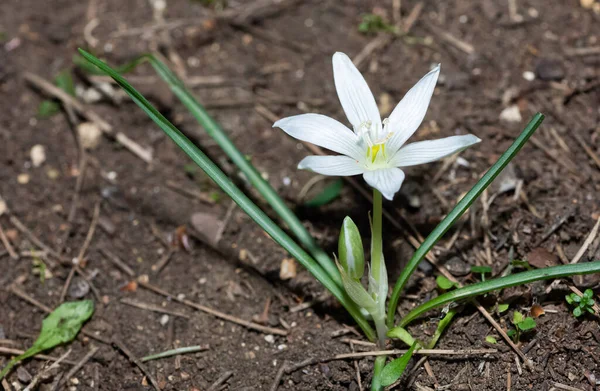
368 144 385 163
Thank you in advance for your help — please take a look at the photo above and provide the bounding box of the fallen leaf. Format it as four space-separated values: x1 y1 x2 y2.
526 247 559 268
120 280 138 292
530 304 545 318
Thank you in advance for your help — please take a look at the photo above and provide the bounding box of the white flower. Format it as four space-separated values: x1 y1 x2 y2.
274 52 481 200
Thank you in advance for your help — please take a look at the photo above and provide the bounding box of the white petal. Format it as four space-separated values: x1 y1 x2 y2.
333 52 382 132
390 134 481 167
363 168 405 201
274 114 363 160
386 65 441 153
298 155 365 176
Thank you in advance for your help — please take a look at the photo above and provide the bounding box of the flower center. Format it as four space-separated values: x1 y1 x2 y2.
356 119 393 165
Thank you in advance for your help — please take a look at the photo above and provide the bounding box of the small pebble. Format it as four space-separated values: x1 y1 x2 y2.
499 105 522 123
17 367 32 384
77 122 102 150
30 144 46 167
522 71 535 81
17 173 30 184
68 277 90 299
535 59 565 81
159 314 169 326
264 334 275 343
70 378 79 385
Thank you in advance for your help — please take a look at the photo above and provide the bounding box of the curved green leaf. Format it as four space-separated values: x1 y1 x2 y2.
399 261 600 327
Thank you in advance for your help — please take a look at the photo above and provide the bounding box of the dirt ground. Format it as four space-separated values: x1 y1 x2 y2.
1 0 600 390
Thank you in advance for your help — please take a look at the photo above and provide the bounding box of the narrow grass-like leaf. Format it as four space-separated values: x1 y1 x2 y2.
77 49 375 341
398 261 600 327
141 54 343 286
0 300 94 379
387 113 545 328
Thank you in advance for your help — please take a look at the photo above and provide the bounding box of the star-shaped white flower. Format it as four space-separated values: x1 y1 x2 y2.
274 52 480 200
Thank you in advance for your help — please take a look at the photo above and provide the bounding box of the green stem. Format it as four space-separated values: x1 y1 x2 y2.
387 113 545 328
374 314 388 349
371 355 387 391
144 55 342 287
371 189 383 279
399 261 600 327
427 309 457 349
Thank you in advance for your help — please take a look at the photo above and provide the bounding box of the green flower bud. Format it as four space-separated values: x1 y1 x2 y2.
338 217 365 280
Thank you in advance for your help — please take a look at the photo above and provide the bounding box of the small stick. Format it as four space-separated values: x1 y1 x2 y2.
423 360 439 388
10 285 52 313
564 46 600 57
0 222 18 260
141 344 209 362
506 362 511 391
59 154 88 253
332 348 497 360
112 338 161 391
268 361 287 391
23 349 73 391
120 298 191 319
75 193 100 265
552 382 584 391
534 208 574 247
100 248 136 277
23 72 153 164
165 180 215 204
9 215 64 262
59 267 77 303
151 250 173 273
340 338 376 347
349 341 363 391
138 280 288 336
574 133 600 169
570 217 600 264
0 347 77 365
207 371 233 391
529 137 578 174
61 346 100 385
2 379 12 391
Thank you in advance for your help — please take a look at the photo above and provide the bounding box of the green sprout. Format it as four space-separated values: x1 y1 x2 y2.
506 311 536 343
471 265 492 281
566 289 596 318
436 275 459 290
358 14 396 34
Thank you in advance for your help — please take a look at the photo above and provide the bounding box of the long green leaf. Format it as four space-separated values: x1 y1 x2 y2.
77 49 375 341
142 54 342 287
399 261 600 327
387 113 545 328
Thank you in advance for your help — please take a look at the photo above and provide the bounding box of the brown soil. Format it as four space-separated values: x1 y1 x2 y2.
1 0 600 390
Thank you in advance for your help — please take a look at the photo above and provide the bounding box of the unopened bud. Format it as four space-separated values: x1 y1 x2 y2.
338 217 365 280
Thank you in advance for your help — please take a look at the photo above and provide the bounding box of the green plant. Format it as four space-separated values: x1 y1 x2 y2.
78 49 600 390
358 14 396 34
0 300 94 379
506 311 536 342
566 289 596 317
471 265 492 281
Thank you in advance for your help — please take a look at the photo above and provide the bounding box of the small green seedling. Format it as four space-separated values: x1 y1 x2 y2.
497 303 510 314
506 311 536 342
0 300 94 379
471 265 492 281
511 259 533 270
566 289 596 318
436 275 459 290
485 335 497 344
358 14 396 34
